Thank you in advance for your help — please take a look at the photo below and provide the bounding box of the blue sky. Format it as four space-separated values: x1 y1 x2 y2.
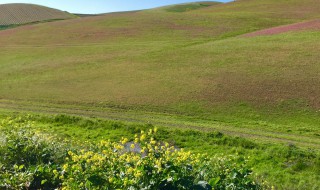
0 0 231 14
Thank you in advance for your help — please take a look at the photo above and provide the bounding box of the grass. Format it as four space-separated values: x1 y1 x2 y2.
0 31 320 145
1 99 320 150
0 0 320 189
0 19 72 31
0 25 15 30
1 0 320 110
0 117 262 189
162 2 221 12
1 32 320 110
1 112 319 189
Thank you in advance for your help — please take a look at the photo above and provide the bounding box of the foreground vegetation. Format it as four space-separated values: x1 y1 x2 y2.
0 116 261 189
0 113 319 189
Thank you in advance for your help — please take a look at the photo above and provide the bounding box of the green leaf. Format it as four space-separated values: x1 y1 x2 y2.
41 179 47 185
38 166 43 172
19 165 24 170
209 177 220 186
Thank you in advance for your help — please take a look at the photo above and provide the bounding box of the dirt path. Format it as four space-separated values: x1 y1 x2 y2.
0 100 319 149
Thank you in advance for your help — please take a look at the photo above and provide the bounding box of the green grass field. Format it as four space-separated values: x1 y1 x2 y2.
0 0 320 189
0 112 319 189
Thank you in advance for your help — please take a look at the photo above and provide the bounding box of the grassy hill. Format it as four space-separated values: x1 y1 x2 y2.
1 0 320 114
0 3 74 26
0 1 320 188
1 0 320 130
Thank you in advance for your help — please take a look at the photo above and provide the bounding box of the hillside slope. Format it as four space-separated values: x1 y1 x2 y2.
0 0 320 133
1 0 320 107
1 0 320 110
0 3 74 26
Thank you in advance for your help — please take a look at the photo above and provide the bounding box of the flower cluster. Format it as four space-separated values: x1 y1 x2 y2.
0 118 261 190
59 128 260 190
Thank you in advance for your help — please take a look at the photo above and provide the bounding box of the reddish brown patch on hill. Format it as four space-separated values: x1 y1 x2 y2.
0 29 16 36
0 24 36 36
199 71 320 109
244 19 320 37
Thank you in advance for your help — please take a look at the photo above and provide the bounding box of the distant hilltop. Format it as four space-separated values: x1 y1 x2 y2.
0 3 75 26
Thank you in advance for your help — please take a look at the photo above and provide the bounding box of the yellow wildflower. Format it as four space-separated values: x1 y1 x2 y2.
140 134 146 141
121 138 128 145
63 164 68 170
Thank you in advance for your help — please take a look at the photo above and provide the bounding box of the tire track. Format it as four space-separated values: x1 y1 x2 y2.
0 100 319 149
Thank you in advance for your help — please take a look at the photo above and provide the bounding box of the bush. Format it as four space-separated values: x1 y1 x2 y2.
0 118 261 190
0 118 65 189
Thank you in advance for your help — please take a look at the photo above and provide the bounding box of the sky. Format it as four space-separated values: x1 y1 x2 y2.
0 0 231 14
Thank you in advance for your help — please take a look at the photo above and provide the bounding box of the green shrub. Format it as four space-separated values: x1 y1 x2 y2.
0 118 262 190
0 118 65 189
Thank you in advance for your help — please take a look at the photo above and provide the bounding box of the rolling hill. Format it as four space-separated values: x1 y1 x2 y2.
0 0 320 189
0 3 74 26
0 0 319 148
0 0 319 112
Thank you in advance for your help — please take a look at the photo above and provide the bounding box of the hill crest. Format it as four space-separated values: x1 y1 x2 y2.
154 1 222 12
0 3 74 26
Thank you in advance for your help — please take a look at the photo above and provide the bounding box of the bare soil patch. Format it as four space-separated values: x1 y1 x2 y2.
244 19 320 37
